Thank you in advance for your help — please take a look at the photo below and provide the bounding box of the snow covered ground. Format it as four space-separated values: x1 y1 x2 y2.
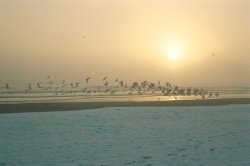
0 105 250 166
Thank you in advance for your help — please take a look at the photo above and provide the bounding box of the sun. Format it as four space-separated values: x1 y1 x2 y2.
159 40 186 64
165 46 181 60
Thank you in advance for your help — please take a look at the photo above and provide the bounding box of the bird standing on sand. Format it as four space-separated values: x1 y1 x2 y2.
49 80 53 85
215 92 219 97
25 83 32 93
27 83 32 90
119 80 124 87
5 83 10 89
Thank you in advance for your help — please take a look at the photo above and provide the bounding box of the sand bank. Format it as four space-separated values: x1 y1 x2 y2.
0 98 250 114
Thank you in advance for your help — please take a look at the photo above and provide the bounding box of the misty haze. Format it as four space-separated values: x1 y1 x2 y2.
0 1 250 166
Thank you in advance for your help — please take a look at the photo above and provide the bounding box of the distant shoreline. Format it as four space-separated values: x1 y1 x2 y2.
0 98 250 114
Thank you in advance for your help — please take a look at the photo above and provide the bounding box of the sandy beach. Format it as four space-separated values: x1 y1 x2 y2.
1 98 250 114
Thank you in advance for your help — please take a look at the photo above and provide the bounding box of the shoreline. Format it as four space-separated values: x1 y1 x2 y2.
1 98 250 114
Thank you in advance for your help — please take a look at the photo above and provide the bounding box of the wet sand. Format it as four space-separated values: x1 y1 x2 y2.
1 98 250 114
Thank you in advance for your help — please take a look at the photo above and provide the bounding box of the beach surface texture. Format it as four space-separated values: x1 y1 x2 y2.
1 104 250 165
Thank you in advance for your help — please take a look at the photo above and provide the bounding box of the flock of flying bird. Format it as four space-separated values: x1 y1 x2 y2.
1 76 219 99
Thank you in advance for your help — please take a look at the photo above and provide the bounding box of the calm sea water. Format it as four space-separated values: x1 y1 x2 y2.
0 105 250 166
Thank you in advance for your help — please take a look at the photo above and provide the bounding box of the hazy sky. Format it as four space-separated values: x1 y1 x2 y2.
0 0 250 86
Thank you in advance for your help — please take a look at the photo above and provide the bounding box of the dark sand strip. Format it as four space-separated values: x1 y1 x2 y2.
1 98 250 114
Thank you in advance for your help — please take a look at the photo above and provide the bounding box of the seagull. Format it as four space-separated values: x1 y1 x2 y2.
85 77 91 83
209 92 213 98
37 82 43 88
25 83 32 93
5 83 10 89
86 89 92 94
27 83 32 90
71 82 79 88
103 76 107 81
61 80 66 84
104 81 109 86
158 81 161 86
49 80 53 85
104 88 111 92
215 91 219 97
119 80 124 87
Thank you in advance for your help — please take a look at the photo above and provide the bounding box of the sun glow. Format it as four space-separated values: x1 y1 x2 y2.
165 46 181 61
168 48 180 60
159 39 189 68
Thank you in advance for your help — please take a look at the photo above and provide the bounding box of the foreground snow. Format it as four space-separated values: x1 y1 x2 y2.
0 105 250 166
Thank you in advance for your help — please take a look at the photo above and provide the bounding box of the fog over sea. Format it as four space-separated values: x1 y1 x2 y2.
1 0 250 165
